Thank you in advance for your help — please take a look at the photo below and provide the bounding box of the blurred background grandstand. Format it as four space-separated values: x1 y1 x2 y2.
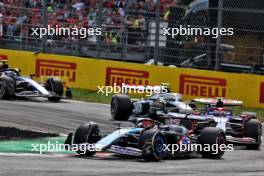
0 0 263 74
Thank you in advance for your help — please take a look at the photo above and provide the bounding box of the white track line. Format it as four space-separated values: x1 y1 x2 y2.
64 100 110 106
0 152 114 158
0 152 70 157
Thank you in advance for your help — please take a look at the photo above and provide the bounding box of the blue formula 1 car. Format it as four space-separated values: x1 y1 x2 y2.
0 63 65 101
64 118 227 161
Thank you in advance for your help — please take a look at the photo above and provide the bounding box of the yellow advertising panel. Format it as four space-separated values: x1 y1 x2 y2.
0 49 263 108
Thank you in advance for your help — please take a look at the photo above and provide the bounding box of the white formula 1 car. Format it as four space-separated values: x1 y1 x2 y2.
169 97 262 149
0 66 65 101
111 92 195 121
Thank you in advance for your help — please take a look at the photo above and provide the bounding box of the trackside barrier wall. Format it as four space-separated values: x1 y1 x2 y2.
0 49 263 108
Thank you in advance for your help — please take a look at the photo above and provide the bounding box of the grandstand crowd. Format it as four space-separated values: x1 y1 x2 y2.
0 0 176 46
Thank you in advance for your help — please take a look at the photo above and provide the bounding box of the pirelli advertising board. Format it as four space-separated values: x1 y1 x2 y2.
0 48 263 108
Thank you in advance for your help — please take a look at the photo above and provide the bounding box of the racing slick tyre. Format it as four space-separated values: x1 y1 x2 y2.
0 75 15 100
73 122 101 156
245 119 262 149
111 94 132 121
45 77 64 102
199 127 226 159
139 128 166 161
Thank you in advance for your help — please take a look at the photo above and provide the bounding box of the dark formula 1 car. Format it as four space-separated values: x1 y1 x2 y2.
167 98 262 149
64 119 227 161
0 65 64 101
110 93 195 121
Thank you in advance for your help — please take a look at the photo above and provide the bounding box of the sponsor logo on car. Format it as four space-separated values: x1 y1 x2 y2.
179 74 227 97
259 82 264 103
35 59 77 82
105 67 149 86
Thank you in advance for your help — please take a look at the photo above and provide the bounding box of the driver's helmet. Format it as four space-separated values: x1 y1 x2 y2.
222 110 232 117
150 99 166 113
213 109 229 117
137 119 156 128
213 110 221 116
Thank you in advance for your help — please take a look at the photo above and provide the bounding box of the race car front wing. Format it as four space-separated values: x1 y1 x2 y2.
226 135 259 145
108 145 142 157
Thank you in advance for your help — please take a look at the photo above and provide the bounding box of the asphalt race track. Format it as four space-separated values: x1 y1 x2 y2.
0 99 263 176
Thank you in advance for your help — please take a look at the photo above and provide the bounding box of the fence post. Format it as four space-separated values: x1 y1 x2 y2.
154 0 161 65
96 0 103 59
121 0 129 61
42 0 48 53
215 0 224 71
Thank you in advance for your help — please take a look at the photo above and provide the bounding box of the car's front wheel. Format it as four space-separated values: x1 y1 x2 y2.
0 75 15 100
73 122 101 156
199 127 226 159
139 129 166 161
45 77 64 102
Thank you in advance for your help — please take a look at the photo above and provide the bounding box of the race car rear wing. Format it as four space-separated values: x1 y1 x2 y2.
167 112 213 121
192 97 243 106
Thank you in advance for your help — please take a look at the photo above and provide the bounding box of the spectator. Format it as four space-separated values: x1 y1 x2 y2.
72 0 85 11
0 0 172 49
0 10 3 37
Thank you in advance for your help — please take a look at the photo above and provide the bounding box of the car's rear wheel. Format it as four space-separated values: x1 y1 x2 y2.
0 75 15 100
45 77 64 102
241 112 257 119
111 94 132 121
245 119 262 149
73 122 101 156
199 127 226 159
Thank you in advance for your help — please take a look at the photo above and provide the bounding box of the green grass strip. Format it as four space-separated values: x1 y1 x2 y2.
0 137 75 154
